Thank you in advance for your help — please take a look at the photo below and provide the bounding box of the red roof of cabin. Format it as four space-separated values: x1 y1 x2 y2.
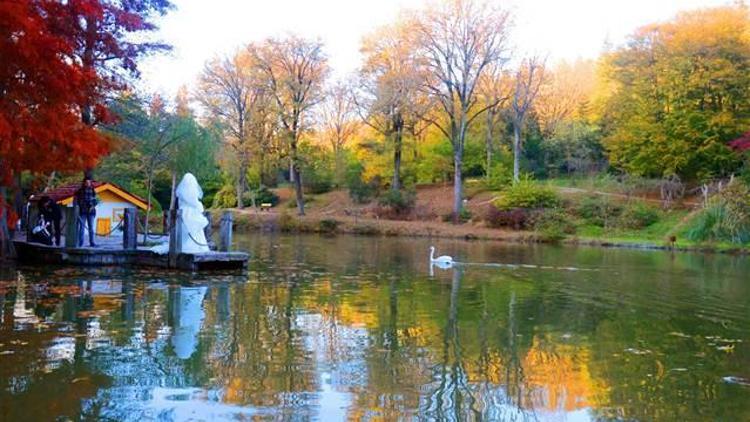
29 181 147 205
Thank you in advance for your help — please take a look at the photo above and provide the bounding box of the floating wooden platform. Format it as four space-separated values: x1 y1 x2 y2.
12 239 248 272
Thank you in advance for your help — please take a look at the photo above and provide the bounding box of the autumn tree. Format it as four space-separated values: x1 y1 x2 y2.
175 85 192 117
535 59 596 138
242 74 279 206
534 59 603 176
197 52 262 208
252 35 329 215
600 4 750 180
412 0 512 220
357 22 427 192
318 80 360 186
510 57 546 182
478 63 512 180
0 0 109 257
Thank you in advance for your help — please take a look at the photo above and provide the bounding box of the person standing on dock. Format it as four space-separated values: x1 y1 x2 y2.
75 177 99 247
38 196 62 246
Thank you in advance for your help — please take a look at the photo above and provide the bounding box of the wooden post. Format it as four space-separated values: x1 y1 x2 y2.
219 211 233 252
168 208 182 268
123 208 137 250
64 205 79 248
203 211 215 250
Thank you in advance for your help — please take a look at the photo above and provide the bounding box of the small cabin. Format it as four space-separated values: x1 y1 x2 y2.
29 181 149 236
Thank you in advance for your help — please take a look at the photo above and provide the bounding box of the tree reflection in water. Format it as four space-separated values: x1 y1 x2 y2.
1 234 749 421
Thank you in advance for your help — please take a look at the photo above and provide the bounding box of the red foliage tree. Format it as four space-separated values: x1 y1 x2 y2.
1 0 172 256
1 0 173 183
0 0 108 184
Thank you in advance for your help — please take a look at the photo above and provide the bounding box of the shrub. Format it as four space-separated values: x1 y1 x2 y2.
305 175 333 195
485 206 534 230
349 179 378 204
740 161 750 186
378 189 416 214
576 195 623 227
299 142 335 194
493 179 559 210
346 162 379 204
211 184 238 209
617 202 659 229
485 162 514 191
459 208 473 223
530 208 576 241
318 218 339 234
686 181 750 244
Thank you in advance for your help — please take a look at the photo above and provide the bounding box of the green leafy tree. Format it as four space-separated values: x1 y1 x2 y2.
600 5 750 181
102 94 216 240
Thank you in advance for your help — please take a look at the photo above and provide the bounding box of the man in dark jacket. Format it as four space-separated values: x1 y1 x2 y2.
74 177 98 247
38 196 62 246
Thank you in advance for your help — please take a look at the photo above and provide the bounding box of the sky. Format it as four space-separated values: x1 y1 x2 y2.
138 0 732 99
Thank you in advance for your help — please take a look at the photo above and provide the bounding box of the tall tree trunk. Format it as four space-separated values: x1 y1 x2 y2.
167 171 177 231
236 151 250 209
235 181 243 209
453 146 464 224
142 167 154 245
169 171 178 211
81 17 96 128
513 122 522 183
291 143 305 216
236 171 245 210
13 173 23 224
485 109 494 180
0 186 16 260
486 147 493 181
392 129 402 192
334 147 344 188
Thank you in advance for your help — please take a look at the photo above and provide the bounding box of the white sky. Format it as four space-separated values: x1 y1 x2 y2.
138 0 732 99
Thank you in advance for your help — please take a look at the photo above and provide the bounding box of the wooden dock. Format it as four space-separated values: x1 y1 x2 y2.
13 237 249 271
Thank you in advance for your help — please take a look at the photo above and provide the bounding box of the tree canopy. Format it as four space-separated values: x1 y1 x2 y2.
600 5 750 181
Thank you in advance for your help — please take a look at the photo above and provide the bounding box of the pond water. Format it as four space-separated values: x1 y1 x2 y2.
1 234 749 421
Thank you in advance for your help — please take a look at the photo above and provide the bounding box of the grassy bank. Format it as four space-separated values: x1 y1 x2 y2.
208 179 750 255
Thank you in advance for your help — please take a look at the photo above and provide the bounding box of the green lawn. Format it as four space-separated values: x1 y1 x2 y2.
574 209 687 244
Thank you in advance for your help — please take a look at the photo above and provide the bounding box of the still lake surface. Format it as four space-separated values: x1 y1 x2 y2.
1 234 749 421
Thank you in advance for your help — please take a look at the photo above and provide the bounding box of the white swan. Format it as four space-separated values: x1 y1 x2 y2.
430 246 454 265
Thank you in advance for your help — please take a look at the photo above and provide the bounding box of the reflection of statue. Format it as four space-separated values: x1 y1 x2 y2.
171 286 208 360
176 173 210 254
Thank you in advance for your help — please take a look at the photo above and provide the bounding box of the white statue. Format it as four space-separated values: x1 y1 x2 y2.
175 173 210 254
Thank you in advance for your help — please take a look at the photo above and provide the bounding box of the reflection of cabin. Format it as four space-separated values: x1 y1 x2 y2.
29 182 149 237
